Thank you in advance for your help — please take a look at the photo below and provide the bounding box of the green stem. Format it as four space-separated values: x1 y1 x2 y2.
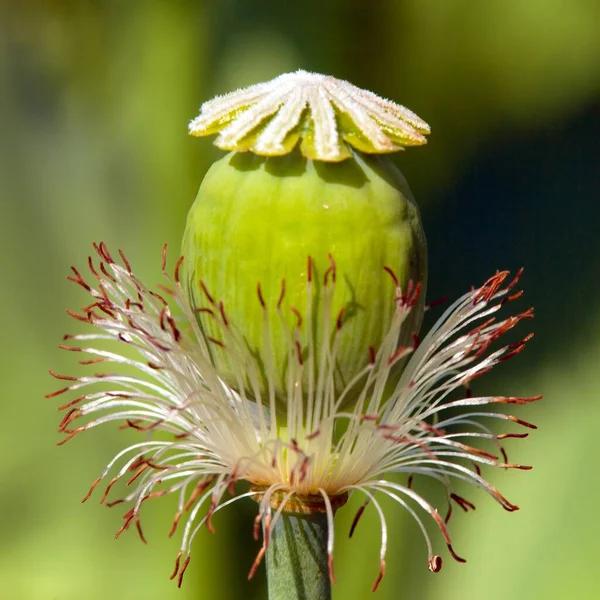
266 511 331 600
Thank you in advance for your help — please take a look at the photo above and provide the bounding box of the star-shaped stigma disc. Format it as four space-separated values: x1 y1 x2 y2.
189 70 430 162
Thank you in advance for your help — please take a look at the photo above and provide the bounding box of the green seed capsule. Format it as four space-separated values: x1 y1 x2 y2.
181 148 427 407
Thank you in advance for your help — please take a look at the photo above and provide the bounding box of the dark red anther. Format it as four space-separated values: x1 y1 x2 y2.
96 303 117 319
199 280 215 306
128 455 147 470
447 543 466 564
504 289 524 304
519 308 535 321
491 487 519 511
177 556 191 588
67 266 91 292
384 434 439 461
418 422 446 436
218 301 229 327
168 511 183 538
183 476 216 512
126 418 165 432
369 345 376 364
161 244 168 272
248 546 266 580
496 432 529 440
277 279 286 309
328 554 336 584
336 307 345 331
135 514 147 544
432 510 466 564
167 315 181 342
159 307 167 331
114 509 135 539
92 242 101 258
306 428 321 440
81 476 103 503
66 309 91 323
124 294 137 311
383 265 399 287
307 256 313 284
496 394 542 405
499 335 534 363
44 386 71 398
126 463 149 487
99 261 116 283
445 502 453 524
207 336 225 348
474 271 509 304
463 366 492 383
289 307 303 328
253 513 262 541
156 283 175 297
372 560 386 592
349 501 368 538
79 357 105 366
404 280 414 304
58 408 80 432
507 267 524 291
169 551 182 580
174 256 184 283
386 346 411 367
425 294 448 311
500 463 533 470
88 255 100 279
57 395 85 411
99 476 119 504
458 443 498 460
508 415 537 429
451 493 476 512
98 241 115 264
364 414 381 424
408 282 422 307
105 498 125 508
263 514 271 549
257 283 266 309
118 249 132 273
228 467 239 495
428 555 443 573
205 500 217 534
323 254 336 286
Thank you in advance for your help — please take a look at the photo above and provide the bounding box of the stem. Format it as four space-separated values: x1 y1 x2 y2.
266 511 331 600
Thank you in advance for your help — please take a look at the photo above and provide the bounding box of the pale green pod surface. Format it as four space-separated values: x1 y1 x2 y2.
181 149 427 407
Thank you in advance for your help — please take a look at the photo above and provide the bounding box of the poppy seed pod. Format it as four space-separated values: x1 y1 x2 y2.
181 147 427 406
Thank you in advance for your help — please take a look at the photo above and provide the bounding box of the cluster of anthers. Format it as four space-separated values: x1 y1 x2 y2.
48 243 540 591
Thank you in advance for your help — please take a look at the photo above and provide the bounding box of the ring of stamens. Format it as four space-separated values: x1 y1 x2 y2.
250 486 349 513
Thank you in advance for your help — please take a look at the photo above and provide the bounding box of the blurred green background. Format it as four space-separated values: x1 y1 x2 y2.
2 1 599 599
